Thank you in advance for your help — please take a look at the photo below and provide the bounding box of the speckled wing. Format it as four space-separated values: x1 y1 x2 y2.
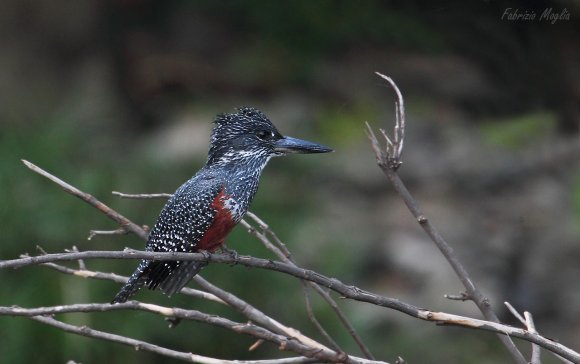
111 172 226 303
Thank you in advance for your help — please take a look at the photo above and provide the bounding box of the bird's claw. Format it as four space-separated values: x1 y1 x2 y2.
220 245 239 266
199 250 211 266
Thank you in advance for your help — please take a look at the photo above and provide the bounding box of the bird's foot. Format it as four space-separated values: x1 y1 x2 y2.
199 250 211 266
220 245 239 266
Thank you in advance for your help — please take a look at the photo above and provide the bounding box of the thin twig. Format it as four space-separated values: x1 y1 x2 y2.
88 228 130 240
444 292 470 301
112 191 173 199
504 302 526 326
367 73 527 364
524 312 541 364
374 71 404 169
241 218 341 351
241 217 375 360
192 276 334 356
300 282 344 353
22 160 148 241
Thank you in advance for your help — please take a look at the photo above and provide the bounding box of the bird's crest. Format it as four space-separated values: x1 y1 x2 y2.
208 107 279 164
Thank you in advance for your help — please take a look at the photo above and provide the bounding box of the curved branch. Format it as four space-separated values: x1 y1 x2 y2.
369 74 526 364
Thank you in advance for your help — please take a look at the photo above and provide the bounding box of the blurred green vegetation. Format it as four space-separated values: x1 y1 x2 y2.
480 112 558 150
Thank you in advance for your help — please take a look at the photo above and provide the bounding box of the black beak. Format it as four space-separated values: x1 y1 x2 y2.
274 136 333 154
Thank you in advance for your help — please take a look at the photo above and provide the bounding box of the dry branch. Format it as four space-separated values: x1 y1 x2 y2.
2 248 579 364
368 73 532 364
1 302 353 363
241 215 374 360
22 160 148 241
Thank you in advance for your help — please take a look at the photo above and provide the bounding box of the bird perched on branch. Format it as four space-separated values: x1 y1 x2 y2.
112 107 332 303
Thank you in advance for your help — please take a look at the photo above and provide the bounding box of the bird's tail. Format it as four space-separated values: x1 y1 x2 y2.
156 261 207 297
112 260 207 303
111 260 150 304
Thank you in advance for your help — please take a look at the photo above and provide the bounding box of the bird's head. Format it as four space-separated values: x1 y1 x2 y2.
207 107 332 165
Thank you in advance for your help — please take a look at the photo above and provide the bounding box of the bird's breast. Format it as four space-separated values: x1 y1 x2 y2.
197 189 237 251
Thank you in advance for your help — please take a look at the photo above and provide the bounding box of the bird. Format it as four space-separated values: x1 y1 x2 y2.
112 107 332 303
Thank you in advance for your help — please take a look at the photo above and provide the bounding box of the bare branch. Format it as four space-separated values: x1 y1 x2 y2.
374 72 405 169
504 302 526 326
444 292 470 301
4 249 579 363
40 260 359 362
192 276 334 356
0 301 347 362
524 312 541 364
300 282 344 354
88 227 130 240
22 160 148 241
29 315 317 364
368 74 528 364
241 217 375 360
112 191 173 199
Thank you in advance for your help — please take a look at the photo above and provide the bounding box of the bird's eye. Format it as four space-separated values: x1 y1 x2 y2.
256 130 274 140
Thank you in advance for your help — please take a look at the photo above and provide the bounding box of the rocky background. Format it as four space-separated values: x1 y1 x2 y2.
0 1 579 363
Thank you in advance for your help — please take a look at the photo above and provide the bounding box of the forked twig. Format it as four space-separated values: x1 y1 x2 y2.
367 73 527 364
505 302 573 364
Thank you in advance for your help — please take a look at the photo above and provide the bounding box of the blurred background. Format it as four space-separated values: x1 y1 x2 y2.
1 0 579 363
